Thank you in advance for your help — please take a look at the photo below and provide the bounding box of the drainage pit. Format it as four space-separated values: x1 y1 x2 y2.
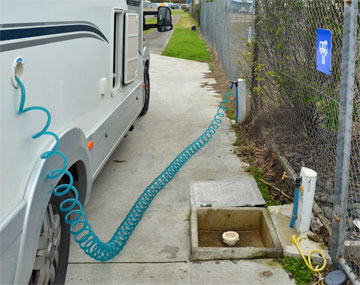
191 207 282 261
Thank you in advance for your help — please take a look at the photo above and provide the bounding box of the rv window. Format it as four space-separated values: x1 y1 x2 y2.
113 11 123 89
123 13 139 84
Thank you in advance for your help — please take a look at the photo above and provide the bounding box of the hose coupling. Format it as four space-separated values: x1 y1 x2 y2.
282 171 302 187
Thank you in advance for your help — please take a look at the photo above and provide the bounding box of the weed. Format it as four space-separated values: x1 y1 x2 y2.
185 211 191 222
208 63 214 72
282 257 314 285
237 145 253 155
231 124 252 152
233 132 246 147
226 106 236 121
246 166 281 206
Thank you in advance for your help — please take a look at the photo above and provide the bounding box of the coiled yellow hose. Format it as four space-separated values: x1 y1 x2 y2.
290 235 327 284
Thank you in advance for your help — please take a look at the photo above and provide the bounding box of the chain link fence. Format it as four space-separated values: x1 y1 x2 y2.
200 0 255 81
200 0 359 279
200 0 232 79
252 0 344 258
345 1 360 271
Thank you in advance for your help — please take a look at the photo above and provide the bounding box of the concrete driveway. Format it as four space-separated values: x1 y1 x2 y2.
66 54 293 284
145 15 179 54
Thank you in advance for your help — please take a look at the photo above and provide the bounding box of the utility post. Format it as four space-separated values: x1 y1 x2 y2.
250 0 259 113
330 0 358 264
226 0 233 80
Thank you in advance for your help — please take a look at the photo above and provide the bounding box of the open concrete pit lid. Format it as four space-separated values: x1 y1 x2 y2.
190 179 265 209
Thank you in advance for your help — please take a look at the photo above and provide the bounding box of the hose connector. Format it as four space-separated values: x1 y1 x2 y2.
282 171 302 187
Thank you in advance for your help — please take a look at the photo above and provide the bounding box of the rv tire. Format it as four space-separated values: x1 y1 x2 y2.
140 66 150 116
29 193 70 284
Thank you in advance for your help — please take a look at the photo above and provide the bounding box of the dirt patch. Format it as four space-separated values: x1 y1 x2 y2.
259 270 273 278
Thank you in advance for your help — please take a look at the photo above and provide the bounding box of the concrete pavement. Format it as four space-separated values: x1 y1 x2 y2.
145 15 179 54
66 54 294 284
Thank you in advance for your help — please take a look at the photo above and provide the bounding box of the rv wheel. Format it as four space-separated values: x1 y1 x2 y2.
29 194 70 284
140 66 150 116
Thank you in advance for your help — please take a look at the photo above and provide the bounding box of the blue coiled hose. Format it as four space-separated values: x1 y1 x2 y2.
15 76 233 261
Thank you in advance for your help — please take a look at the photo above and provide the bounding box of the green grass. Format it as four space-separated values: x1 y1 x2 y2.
162 29 211 62
175 11 196 28
144 17 157 35
226 106 236 121
232 131 246 146
171 10 186 16
145 28 155 35
282 257 314 285
246 166 281 207
162 12 211 62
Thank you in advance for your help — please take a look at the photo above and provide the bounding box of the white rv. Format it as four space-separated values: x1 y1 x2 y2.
0 1 172 284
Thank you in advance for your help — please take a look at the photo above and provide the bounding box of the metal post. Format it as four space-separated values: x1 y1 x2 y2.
250 0 259 113
339 258 360 285
330 0 359 261
226 0 233 80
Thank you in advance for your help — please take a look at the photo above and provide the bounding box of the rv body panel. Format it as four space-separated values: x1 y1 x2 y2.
14 127 91 284
0 201 26 284
0 0 146 282
89 81 143 180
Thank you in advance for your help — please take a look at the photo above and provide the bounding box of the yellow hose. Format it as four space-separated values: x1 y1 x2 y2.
290 235 327 284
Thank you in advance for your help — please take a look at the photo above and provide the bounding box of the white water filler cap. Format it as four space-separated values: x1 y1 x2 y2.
222 231 239 246
301 167 317 178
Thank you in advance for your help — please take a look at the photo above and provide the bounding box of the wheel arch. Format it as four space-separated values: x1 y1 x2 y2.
143 44 150 70
14 127 92 283
68 159 88 206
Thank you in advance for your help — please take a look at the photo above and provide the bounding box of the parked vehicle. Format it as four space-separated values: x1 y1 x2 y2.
181 3 190 11
143 0 152 9
0 1 172 284
150 3 160 9
171 3 179 9
231 0 253 13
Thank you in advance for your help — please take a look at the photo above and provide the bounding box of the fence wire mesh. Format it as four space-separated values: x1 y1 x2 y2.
253 0 343 247
199 0 359 273
200 0 255 80
346 2 360 268
200 0 232 79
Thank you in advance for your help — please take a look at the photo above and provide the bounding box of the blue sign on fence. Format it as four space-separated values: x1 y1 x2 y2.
316 29 332 75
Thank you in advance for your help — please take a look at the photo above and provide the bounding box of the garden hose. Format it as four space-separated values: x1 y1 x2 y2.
289 187 300 228
290 235 327 284
15 76 233 261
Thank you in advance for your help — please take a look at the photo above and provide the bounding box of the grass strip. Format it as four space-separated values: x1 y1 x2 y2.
162 12 211 62
162 29 211 62
144 17 157 35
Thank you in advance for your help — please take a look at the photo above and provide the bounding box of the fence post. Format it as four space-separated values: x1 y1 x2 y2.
226 0 233 80
330 0 359 262
250 0 259 113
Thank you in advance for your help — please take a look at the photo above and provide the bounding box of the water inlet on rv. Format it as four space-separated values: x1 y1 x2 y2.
15 76 234 261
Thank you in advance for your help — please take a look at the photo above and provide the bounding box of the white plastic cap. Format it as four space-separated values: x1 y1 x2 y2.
222 231 239 246
300 167 317 178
